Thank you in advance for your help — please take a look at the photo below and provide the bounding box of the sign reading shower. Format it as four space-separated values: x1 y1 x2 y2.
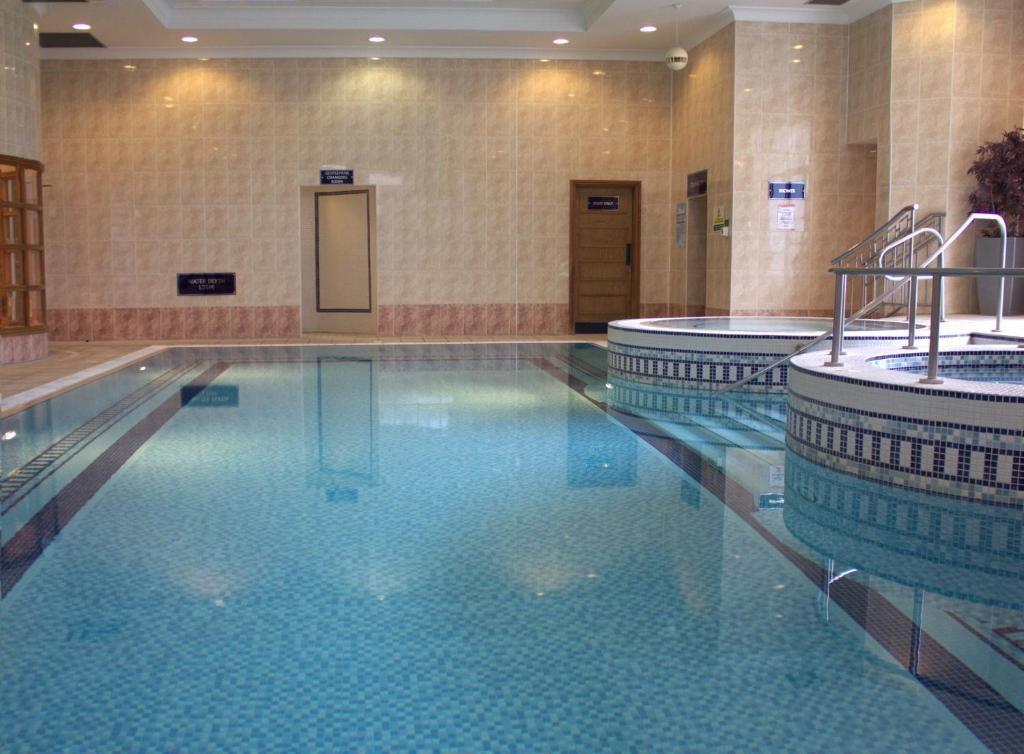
588 196 620 211
320 166 354 185
177 273 236 296
768 180 806 232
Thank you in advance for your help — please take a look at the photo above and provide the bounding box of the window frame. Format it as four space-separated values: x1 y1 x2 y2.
0 155 46 334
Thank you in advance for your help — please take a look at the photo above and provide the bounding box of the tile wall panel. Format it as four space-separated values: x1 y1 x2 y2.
40 58 674 337
0 0 41 161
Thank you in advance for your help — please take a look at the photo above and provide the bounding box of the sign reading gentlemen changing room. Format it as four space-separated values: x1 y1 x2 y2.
177 273 236 296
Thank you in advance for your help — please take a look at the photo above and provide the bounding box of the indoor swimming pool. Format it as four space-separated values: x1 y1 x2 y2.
0 344 1020 753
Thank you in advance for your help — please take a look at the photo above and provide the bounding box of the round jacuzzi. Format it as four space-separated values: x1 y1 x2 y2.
787 343 1024 507
607 316 957 393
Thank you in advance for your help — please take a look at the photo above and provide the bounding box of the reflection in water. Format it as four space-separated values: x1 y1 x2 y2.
784 450 1024 610
303 357 378 501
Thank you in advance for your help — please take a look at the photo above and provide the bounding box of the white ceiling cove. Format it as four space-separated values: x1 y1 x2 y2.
33 0 896 59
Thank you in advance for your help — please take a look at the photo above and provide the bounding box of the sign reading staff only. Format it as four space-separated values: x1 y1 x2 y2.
177 273 236 296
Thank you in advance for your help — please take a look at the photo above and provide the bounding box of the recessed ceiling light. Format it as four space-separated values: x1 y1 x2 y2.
792 44 804 50
25 41 31 46
370 56 381 61
592 70 606 76
123 64 136 70
32 22 38 30
640 25 657 33
791 58 801 63
553 38 569 45
368 36 386 43
72 23 91 31
198 57 209 61
181 35 199 43
539 58 550 63
1 431 16 441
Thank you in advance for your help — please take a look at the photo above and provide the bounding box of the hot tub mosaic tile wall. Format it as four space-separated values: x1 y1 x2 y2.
787 346 1024 507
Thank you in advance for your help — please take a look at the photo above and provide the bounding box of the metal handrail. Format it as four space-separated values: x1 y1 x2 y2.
831 205 918 265
827 212 1009 368
828 266 1024 383
877 228 945 279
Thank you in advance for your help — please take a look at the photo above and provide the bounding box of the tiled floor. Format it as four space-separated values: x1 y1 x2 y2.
0 335 608 416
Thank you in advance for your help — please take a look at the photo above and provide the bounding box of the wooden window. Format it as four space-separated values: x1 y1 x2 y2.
0 156 45 333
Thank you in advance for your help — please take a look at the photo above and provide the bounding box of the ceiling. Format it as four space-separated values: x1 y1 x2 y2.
30 0 895 60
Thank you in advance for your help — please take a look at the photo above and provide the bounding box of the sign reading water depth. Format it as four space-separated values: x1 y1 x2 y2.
177 273 236 296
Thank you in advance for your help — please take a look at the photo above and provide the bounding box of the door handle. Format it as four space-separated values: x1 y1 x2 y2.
625 243 632 267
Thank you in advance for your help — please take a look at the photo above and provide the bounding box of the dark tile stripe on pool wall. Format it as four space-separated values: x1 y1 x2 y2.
533 354 1024 754
1 363 230 598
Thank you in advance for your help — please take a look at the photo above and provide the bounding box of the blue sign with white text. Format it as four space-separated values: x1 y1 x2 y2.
320 169 354 185
768 181 805 200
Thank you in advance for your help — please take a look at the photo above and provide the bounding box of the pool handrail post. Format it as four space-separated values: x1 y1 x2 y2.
827 273 846 366
919 270 944 385
904 278 918 349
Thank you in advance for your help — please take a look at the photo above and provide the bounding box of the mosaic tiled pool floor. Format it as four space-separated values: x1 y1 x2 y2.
0 344 1021 753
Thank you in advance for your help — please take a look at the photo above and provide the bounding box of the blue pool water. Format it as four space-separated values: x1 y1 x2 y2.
0 344 1020 753
905 366 1024 384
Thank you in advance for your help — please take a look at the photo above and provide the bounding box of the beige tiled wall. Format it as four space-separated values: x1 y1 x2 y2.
0 0 41 161
40 58 673 337
849 7 893 224
729 22 876 316
669 25 735 316
882 0 1024 312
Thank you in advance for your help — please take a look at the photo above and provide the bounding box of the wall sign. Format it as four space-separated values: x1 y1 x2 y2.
587 196 620 211
177 272 236 296
768 181 806 200
181 384 240 407
687 170 708 197
758 493 785 510
675 202 687 248
776 204 797 231
320 166 354 185
712 206 729 235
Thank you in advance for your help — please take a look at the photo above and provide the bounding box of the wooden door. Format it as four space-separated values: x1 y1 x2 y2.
571 182 640 331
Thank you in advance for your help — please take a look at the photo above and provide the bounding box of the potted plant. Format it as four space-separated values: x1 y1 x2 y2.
968 128 1024 315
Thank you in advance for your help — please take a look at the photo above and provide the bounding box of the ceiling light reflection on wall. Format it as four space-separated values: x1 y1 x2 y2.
72 23 91 31
640 25 657 32
369 36 386 43
181 36 199 43
553 38 569 45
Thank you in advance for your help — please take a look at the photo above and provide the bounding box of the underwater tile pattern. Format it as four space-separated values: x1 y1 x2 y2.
0 344 1011 753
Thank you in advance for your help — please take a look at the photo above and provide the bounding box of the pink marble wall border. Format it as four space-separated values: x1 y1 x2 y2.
0 332 49 364
47 307 301 341
378 304 570 337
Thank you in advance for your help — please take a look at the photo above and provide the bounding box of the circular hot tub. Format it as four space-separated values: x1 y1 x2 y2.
607 316 952 392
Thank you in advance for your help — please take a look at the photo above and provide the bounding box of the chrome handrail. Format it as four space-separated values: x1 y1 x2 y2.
827 266 1024 384
831 205 918 265
877 227 945 280
827 212 1009 368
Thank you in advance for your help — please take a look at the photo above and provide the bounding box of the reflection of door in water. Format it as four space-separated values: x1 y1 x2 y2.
686 195 708 316
571 182 640 333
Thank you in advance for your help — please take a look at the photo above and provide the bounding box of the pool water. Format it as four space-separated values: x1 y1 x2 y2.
905 366 1024 384
636 317 914 333
0 344 1019 753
